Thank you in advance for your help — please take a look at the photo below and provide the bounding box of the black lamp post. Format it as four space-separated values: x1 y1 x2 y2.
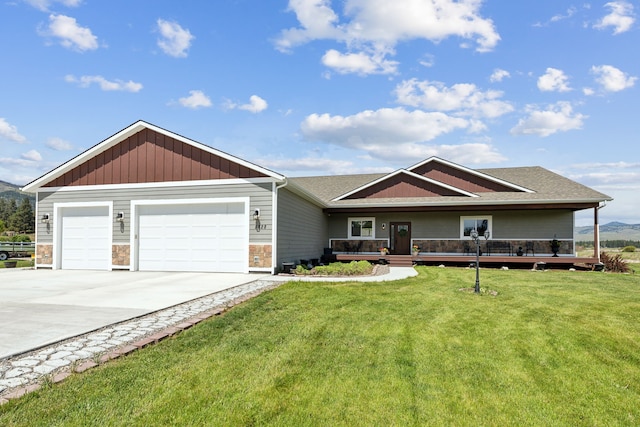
470 229 490 294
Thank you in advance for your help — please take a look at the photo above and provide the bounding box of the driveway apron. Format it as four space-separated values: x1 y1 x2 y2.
0 269 269 359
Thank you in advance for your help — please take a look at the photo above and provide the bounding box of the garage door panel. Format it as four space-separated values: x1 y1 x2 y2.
60 206 110 270
137 202 247 273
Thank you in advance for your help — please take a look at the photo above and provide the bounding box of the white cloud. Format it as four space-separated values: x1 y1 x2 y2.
21 150 42 162
321 49 398 75
40 14 98 52
394 79 513 119
0 118 27 143
510 102 586 137
593 1 635 34
45 137 73 151
298 107 507 164
275 0 500 75
65 75 143 92
301 108 471 148
537 67 571 92
590 65 637 92
23 0 82 12
225 95 268 113
156 19 194 58
178 90 212 109
238 95 268 113
258 157 355 175
489 68 510 83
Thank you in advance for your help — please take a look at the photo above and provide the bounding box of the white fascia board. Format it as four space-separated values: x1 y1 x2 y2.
407 156 535 194
22 120 285 192
35 177 279 193
332 169 478 201
329 197 607 209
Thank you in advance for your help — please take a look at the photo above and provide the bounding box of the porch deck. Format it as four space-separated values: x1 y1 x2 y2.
335 253 600 269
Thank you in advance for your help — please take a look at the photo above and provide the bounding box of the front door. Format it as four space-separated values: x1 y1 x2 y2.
390 222 411 255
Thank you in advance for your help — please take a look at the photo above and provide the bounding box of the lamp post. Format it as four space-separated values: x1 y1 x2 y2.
470 229 490 294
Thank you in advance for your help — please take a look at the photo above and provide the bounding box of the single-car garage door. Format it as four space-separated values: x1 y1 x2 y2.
60 206 111 270
137 202 247 273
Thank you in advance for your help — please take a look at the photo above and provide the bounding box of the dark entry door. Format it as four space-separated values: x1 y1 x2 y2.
390 222 411 255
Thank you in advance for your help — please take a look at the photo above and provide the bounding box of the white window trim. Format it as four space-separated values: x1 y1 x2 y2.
348 217 376 239
460 215 492 239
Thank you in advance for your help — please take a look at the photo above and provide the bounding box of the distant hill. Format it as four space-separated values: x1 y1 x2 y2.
0 180 35 204
576 222 640 242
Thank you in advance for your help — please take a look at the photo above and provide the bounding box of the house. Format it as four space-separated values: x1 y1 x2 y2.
23 120 611 273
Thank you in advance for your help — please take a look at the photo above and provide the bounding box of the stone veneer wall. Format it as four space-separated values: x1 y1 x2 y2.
249 244 272 268
36 244 53 265
412 239 573 255
112 244 131 267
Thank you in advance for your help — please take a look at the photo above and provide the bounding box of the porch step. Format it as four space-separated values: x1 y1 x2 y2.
387 255 414 267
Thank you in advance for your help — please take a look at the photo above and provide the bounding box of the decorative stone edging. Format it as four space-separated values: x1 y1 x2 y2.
0 279 287 405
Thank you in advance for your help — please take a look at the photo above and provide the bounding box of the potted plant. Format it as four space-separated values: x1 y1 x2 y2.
379 247 389 256
4 260 18 268
550 237 560 257
412 245 420 256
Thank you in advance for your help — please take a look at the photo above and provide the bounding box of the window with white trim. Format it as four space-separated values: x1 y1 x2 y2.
460 216 492 238
349 217 375 239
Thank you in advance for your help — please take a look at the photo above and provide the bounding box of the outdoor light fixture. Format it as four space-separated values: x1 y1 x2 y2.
381 223 386 230
470 229 490 294
253 209 260 220
40 213 50 223
115 212 125 222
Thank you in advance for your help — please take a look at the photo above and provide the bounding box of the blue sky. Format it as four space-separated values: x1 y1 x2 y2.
1 0 638 226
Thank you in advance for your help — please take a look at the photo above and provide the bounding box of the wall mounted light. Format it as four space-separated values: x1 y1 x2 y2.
381 223 386 230
115 212 125 222
41 213 50 223
253 208 260 220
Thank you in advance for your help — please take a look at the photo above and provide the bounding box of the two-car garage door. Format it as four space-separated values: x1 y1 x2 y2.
136 202 247 273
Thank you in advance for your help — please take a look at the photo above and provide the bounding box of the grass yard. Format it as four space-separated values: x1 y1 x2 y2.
1 267 639 426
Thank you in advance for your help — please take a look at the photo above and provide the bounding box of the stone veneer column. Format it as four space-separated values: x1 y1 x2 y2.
112 244 131 268
36 244 53 266
249 244 272 268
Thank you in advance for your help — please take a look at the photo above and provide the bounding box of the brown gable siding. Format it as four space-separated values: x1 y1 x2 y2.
345 173 464 199
411 162 517 193
43 128 267 187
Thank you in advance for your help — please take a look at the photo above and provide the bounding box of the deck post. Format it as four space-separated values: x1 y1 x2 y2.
594 205 601 262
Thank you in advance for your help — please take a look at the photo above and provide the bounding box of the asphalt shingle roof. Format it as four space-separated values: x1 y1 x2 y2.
287 166 611 208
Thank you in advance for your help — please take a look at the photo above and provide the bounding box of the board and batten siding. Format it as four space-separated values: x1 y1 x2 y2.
36 182 274 244
276 188 328 267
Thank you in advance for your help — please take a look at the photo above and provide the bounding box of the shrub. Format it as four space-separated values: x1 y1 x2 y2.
621 246 636 253
11 234 31 242
295 261 374 276
599 251 630 273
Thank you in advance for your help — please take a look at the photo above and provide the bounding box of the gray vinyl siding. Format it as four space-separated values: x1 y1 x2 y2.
35 182 274 244
276 188 328 266
328 209 575 240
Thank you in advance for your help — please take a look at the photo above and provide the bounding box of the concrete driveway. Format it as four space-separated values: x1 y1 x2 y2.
0 269 270 359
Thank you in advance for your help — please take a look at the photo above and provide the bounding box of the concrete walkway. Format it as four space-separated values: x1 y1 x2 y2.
0 267 416 403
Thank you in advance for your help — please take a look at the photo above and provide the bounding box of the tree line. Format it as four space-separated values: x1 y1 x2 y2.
0 197 35 234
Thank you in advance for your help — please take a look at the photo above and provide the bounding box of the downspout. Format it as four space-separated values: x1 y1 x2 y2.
272 178 288 274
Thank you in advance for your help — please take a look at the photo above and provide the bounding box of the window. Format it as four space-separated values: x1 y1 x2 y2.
349 217 374 239
461 216 491 238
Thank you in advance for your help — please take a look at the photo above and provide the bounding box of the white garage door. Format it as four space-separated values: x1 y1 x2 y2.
60 206 111 270
137 203 247 273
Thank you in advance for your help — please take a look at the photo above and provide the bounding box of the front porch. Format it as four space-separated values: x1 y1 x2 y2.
335 253 601 269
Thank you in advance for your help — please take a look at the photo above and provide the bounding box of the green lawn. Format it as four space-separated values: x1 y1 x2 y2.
1 267 639 426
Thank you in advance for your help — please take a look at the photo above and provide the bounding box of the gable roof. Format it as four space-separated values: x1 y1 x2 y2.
288 163 612 210
334 168 479 200
22 120 284 192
